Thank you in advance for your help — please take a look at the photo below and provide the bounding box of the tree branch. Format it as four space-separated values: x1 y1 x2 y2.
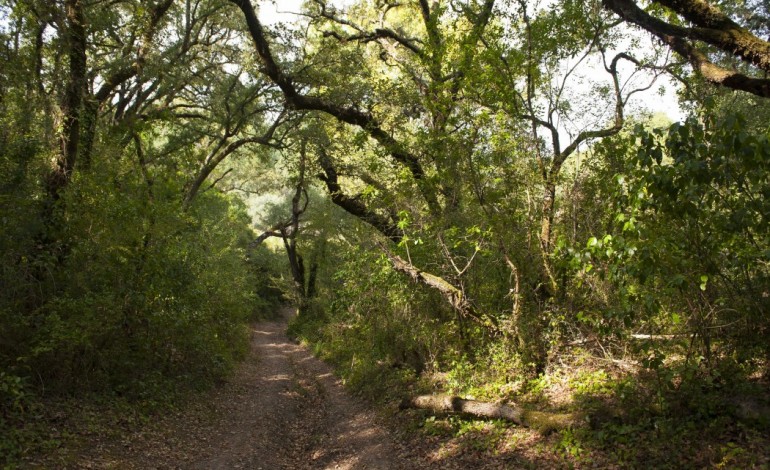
182 109 287 210
382 248 499 330
202 167 233 193
317 149 403 243
602 0 770 97
322 28 425 57
228 0 440 213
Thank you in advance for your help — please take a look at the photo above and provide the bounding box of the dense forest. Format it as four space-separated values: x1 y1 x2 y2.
1 0 769 467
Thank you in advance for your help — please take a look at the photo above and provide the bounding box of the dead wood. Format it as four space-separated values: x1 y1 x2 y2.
630 334 689 340
402 394 585 434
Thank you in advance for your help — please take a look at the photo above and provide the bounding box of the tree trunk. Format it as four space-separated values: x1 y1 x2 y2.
78 97 99 171
538 180 559 298
539 182 555 254
45 0 87 203
402 394 585 434
306 261 318 299
36 0 87 269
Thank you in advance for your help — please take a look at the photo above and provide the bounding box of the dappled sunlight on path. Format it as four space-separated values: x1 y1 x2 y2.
67 307 545 469
79 308 413 469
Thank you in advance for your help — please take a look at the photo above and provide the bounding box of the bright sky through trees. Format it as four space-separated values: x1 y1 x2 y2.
257 0 683 121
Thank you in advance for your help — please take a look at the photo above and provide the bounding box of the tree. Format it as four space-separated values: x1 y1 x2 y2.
603 0 770 97
0 0 279 402
252 141 317 311
225 0 673 369
228 0 505 331
475 0 668 301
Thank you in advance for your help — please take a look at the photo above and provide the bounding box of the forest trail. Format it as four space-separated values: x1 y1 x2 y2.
79 307 417 469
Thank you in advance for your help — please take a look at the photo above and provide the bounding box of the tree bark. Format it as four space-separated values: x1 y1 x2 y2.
602 0 770 97
402 394 585 433
385 251 498 330
45 0 87 203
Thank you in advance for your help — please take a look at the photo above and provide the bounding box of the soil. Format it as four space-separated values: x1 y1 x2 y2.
67 307 417 469
26 308 550 469
18 308 770 469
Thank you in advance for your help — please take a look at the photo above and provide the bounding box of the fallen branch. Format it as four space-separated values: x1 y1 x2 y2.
383 250 499 331
401 394 585 434
630 334 688 340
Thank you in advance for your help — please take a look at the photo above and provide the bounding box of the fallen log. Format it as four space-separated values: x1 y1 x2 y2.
402 394 585 434
630 334 689 340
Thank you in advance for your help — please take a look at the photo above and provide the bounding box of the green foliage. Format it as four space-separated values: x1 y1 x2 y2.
0 372 32 464
443 341 526 401
288 243 462 401
0 136 275 400
0 5 291 464
3 0 770 465
26 169 257 393
562 366 770 468
0 146 278 463
559 113 770 367
555 427 584 460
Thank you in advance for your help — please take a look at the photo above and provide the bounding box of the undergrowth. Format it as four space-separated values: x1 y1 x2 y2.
289 301 770 468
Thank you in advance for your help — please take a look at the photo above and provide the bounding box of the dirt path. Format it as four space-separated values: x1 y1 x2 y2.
82 308 416 469
38 308 770 469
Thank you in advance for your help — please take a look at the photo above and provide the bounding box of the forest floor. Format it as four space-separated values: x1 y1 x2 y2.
33 307 411 469
21 307 557 469
20 307 769 469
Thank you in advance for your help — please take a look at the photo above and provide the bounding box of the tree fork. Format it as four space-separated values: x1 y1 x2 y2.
46 0 87 203
384 251 499 331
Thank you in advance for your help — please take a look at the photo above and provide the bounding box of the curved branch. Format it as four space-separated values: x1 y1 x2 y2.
317 150 403 243
228 0 439 213
602 0 770 97
323 28 425 57
665 35 770 97
654 0 770 71
182 109 287 210
557 52 633 164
